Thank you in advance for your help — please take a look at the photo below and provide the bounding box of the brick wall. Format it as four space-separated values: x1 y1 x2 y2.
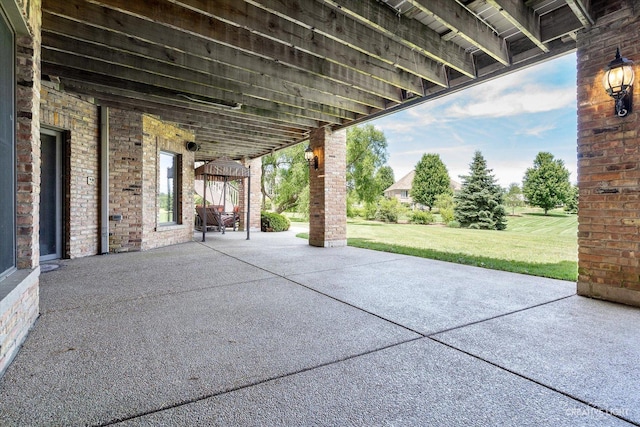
15 0 41 270
1 0 40 376
40 84 100 258
308 127 347 247
108 108 144 252
141 115 195 250
239 157 262 232
0 270 39 376
576 0 640 306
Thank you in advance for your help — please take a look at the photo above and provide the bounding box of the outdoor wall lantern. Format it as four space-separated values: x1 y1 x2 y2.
603 48 635 117
305 145 318 170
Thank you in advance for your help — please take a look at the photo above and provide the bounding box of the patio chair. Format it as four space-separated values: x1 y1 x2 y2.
195 206 238 232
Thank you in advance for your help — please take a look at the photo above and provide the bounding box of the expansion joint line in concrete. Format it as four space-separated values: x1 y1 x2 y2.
94 337 424 427
426 295 640 425
196 242 427 337
190 244 638 426
429 337 640 426
427 294 576 337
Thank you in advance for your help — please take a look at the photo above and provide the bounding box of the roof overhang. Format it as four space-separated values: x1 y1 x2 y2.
40 0 592 161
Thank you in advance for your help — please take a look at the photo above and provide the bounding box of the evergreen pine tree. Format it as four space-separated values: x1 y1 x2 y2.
454 151 507 230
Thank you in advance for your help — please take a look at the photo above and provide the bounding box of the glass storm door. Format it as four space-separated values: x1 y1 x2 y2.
40 129 63 261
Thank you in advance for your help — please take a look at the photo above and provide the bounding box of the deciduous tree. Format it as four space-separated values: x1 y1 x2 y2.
564 184 579 214
522 152 571 215
347 125 389 204
410 153 452 211
504 183 524 215
376 165 395 196
261 144 309 214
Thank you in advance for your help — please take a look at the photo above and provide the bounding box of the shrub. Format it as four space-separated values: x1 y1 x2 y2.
348 205 366 218
435 194 456 224
439 207 455 224
261 211 290 232
364 201 378 221
434 193 455 210
447 220 461 228
376 197 402 223
410 210 435 224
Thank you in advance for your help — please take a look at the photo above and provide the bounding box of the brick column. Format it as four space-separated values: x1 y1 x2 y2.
576 0 640 307
108 109 143 252
309 127 347 247
239 157 262 232
16 5 41 269
1 0 41 377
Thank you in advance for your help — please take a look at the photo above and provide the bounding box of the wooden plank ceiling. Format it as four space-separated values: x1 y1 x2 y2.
40 0 591 161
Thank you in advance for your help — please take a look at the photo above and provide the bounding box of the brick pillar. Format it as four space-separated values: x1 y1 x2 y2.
309 127 347 247
108 109 144 252
1 0 41 377
240 157 262 232
16 4 42 269
576 0 640 307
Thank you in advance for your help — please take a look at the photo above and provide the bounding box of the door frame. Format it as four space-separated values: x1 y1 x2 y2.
40 127 64 261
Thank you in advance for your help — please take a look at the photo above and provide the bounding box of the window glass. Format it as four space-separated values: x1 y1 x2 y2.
158 152 177 224
0 10 15 277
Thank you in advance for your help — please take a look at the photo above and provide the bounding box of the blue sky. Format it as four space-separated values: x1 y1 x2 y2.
370 52 578 187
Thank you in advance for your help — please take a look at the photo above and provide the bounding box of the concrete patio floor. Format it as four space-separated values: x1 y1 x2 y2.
0 229 638 426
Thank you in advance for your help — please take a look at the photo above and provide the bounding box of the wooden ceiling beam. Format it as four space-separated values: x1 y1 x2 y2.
77 96 297 154
42 12 379 115
43 0 403 104
182 121 305 141
195 145 275 162
41 34 355 123
403 0 510 66
323 0 475 78
540 4 584 43
57 79 311 137
192 129 295 147
42 48 346 126
83 0 424 95
44 64 322 130
231 0 447 87
486 0 549 53
564 0 594 28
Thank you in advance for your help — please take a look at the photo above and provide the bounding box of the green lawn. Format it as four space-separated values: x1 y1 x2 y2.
297 208 578 281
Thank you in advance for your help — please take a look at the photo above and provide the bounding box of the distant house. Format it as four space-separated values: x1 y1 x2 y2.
384 171 461 207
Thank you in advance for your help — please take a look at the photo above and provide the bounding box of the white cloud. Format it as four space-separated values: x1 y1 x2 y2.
517 123 557 137
442 85 575 119
376 53 578 187
400 55 577 124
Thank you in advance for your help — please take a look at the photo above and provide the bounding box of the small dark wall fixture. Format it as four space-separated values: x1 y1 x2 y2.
186 141 200 152
304 145 318 170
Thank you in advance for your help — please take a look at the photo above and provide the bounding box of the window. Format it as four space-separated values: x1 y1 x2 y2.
0 9 15 278
401 190 409 198
158 151 179 225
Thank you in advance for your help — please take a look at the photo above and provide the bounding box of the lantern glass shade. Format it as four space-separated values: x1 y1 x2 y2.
603 64 635 96
304 145 314 161
602 49 635 96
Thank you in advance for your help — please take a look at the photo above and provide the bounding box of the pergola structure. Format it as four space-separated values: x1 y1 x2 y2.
41 0 590 160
